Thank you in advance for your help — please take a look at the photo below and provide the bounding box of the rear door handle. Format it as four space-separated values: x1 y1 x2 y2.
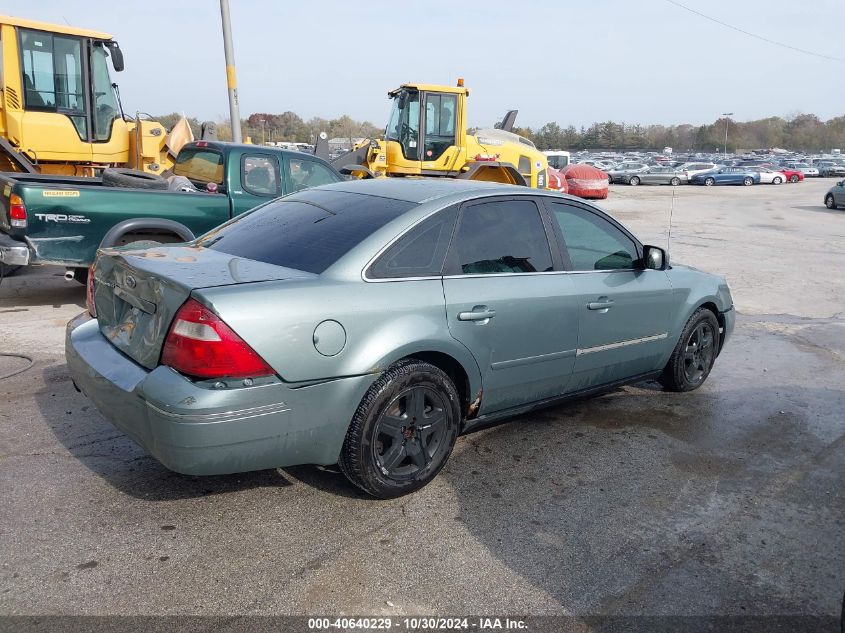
587 299 614 311
458 306 496 322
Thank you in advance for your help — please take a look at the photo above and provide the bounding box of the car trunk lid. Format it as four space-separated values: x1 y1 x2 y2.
93 244 313 369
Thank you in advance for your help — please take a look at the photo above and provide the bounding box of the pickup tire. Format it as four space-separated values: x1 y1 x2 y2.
102 168 168 191
0 263 21 278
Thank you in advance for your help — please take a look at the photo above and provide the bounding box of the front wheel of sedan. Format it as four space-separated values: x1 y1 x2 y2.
825 194 838 210
790 174 799 183
658 308 720 392
629 176 640 186
670 177 681 186
339 360 461 498
743 177 754 186
773 176 783 185
704 177 715 186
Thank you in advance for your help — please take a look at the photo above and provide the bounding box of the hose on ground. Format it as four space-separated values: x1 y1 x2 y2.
0 352 34 380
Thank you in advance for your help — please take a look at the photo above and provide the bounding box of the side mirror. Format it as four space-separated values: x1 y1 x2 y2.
643 245 667 270
106 41 124 72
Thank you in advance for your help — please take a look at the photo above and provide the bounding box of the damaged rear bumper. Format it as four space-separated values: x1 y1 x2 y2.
0 233 30 266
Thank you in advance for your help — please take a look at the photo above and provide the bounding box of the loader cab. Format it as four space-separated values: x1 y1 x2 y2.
0 16 129 168
384 83 468 175
17 28 123 143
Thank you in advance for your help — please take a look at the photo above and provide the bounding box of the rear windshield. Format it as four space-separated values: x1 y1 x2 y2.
198 189 416 274
173 148 224 185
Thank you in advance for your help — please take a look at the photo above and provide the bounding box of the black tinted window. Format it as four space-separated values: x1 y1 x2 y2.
200 190 415 274
550 202 638 271
451 199 553 275
368 207 457 279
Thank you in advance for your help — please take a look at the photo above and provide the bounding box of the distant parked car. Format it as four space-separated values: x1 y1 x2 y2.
824 180 845 209
690 167 760 186
818 163 845 177
765 165 804 183
627 166 688 186
607 163 649 184
678 162 718 181
791 163 819 178
752 167 786 185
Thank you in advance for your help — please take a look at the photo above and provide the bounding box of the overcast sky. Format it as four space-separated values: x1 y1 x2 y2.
4 0 843 129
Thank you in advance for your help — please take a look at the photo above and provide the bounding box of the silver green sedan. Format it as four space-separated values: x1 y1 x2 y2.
66 179 735 498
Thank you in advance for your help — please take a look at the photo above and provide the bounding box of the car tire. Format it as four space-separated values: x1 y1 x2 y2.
670 177 681 186
629 176 640 186
743 177 754 186
825 194 838 210
773 176 783 185
659 307 721 392
339 359 461 499
704 177 715 186
102 168 168 190
790 175 799 183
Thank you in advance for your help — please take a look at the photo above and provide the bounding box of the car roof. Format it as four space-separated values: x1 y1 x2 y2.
311 177 525 203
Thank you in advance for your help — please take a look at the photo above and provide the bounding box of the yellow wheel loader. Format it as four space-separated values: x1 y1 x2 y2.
0 15 191 177
325 80 549 189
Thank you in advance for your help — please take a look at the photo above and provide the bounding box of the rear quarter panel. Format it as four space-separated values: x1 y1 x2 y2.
195 277 483 397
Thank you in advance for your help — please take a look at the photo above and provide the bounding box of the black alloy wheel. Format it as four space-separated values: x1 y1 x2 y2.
682 320 716 387
339 360 460 498
659 308 721 392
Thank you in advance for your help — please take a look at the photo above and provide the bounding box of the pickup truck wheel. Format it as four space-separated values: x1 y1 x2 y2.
102 168 168 190
0 263 21 278
339 359 460 499
659 308 720 392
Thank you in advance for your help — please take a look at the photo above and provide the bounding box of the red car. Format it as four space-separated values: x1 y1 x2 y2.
764 164 804 183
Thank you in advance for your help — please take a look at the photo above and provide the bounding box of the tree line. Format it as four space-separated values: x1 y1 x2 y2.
153 111 381 146
153 111 845 153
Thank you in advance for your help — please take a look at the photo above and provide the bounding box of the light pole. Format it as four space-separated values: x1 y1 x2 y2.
722 112 733 156
219 0 242 143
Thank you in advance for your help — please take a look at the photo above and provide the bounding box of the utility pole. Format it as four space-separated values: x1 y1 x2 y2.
219 0 242 143
722 112 733 156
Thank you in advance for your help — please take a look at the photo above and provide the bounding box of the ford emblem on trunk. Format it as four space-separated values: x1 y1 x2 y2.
125 275 137 289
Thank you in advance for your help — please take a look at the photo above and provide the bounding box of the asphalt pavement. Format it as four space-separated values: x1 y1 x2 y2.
0 178 842 628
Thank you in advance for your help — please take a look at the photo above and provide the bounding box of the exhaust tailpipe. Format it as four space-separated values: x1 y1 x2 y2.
64 269 76 282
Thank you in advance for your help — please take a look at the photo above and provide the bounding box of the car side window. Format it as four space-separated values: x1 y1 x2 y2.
288 157 339 192
549 202 638 271
449 199 553 275
368 206 458 279
242 155 280 196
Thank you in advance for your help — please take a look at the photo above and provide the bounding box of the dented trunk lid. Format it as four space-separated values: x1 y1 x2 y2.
93 244 314 369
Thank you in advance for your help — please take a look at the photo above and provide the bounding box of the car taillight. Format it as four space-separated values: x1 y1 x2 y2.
161 298 274 379
85 265 96 318
9 194 27 228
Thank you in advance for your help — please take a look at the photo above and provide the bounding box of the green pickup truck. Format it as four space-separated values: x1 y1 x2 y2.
0 142 343 280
